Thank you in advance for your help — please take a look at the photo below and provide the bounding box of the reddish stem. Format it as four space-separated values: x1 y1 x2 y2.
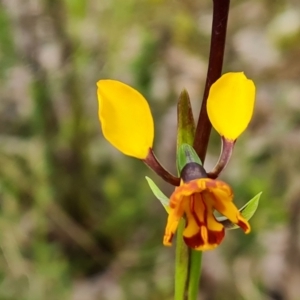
143 148 180 186
193 0 231 162
207 137 235 179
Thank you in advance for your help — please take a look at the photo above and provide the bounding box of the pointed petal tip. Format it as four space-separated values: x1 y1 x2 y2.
237 218 251 234
163 233 174 246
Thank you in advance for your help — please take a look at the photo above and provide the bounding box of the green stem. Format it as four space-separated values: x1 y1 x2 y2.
175 219 189 300
187 250 203 299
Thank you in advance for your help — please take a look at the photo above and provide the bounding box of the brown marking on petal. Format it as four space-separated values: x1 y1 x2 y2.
237 219 251 233
184 226 225 250
202 197 208 227
190 194 207 227
190 194 201 227
207 228 225 245
184 231 205 249
190 194 195 212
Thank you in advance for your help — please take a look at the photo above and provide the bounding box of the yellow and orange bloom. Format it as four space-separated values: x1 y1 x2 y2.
164 178 250 251
97 73 257 251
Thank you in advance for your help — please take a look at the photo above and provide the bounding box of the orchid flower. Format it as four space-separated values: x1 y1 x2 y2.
97 72 258 251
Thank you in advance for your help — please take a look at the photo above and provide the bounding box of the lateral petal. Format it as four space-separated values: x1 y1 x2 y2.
97 80 154 159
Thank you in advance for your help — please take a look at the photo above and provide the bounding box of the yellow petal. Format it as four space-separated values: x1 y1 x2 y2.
184 193 224 250
203 190 251 234
207 72 255 140
163 193 187 246
97 80 154 159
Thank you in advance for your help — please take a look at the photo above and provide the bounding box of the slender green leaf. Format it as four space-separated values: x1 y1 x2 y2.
145 176 169 212
217 192 262 229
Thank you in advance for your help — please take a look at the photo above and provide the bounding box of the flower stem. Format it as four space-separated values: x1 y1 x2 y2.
193 0 231 162
175 219 189 300
187 250 203 299
186 1 231 299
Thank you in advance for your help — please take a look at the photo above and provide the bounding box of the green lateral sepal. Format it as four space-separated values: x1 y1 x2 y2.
217 192 262 229
145 176 169 212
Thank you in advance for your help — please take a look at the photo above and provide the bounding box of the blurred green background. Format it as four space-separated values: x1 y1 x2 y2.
0 0 300 299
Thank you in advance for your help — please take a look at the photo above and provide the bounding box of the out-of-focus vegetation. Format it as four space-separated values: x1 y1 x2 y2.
0 0 300 299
